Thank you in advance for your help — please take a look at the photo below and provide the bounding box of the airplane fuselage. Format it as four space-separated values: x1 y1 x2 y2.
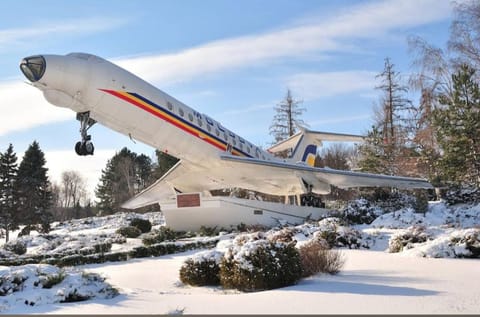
24 53 276 165
21 53 301 194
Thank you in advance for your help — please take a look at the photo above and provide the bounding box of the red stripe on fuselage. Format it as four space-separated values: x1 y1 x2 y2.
100 89 235 154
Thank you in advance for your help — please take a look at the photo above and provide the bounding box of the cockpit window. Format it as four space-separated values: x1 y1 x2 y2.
20 56 46 82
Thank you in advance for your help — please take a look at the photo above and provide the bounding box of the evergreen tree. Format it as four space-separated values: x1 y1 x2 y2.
96 147 156 214
433 64 480 185
358 126 390 175
153 150 179 179
0 144 19 242
16 141 53 233
269 89 306 145
135 154 154 190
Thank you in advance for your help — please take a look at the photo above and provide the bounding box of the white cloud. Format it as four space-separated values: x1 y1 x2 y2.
286 71 378 100
44 149 117 200
0 17 128 47
0 81 73 136
115 0 452 85
1 0 453 135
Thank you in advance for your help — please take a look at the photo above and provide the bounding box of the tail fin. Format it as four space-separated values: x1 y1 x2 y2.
300 144 317 166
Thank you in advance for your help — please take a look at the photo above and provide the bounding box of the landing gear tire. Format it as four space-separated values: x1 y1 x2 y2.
75 141 95 156
75 141 83 155
75 111 96 156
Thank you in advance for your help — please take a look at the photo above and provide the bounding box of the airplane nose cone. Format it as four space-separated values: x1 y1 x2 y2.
20 55 46 82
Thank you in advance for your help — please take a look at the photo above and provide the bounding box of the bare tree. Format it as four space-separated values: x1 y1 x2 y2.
449 1 480 75
316 143 354 170
60 170 87 208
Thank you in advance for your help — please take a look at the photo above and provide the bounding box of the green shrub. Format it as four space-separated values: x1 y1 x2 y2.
104 252 129 262
130 218 152 233
179 250 223 286
129 246 151 258
414 191 429 214
142 227 178 245
220 234 302 292
94 242 112 254
116 226 142 238
298 239 345 277
58 255 87 267
4 241 27 256
444 185 480 205
198 226 219 237
342 199 382 224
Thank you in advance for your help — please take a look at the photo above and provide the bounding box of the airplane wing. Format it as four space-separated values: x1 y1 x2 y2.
121 160 184 209
219 154 433 192
121 159 235 209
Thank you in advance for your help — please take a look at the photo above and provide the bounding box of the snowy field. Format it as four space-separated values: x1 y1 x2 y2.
0 201 479 314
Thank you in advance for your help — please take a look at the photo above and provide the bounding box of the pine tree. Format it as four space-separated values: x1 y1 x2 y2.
96 148 156 214
0 144 19 242
16 141 53 233
433 64 480 185
153 150 179 179
358 126 391 175
269 89 306 144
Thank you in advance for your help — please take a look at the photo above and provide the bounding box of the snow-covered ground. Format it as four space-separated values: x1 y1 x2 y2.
6 249 480 314
0 200 479 314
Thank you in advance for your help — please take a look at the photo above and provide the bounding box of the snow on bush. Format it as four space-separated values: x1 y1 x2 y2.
142 227 182 246
450 228 480 257
2 233 121 261
3 241 27 256
444 185 480 206
219 232 302 292
342 199 383 224
179 250 223 286
0 264 117 311
388 226 432 253
316 218 365 249
399 229 480 258
371 208 426 229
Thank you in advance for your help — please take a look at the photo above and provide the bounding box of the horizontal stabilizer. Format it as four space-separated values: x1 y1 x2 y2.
268 128 364 164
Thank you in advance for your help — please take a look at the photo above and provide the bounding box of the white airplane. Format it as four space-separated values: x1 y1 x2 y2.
19 53 432 209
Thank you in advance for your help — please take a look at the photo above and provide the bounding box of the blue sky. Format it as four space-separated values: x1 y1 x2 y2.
0 0 455 198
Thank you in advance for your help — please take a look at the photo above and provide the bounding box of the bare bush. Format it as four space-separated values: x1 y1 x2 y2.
298 240 346 277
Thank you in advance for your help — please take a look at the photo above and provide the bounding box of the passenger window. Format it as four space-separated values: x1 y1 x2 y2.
188 113 194 122
207 124 211 132
198 118 203 127
215 129 220 137
179 108 184 117
167 101 173 111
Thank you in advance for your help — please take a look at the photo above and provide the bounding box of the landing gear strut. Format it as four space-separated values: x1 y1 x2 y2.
75 111 96 156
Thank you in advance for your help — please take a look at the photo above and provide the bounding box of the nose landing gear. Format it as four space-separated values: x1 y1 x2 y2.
75 112 96 156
